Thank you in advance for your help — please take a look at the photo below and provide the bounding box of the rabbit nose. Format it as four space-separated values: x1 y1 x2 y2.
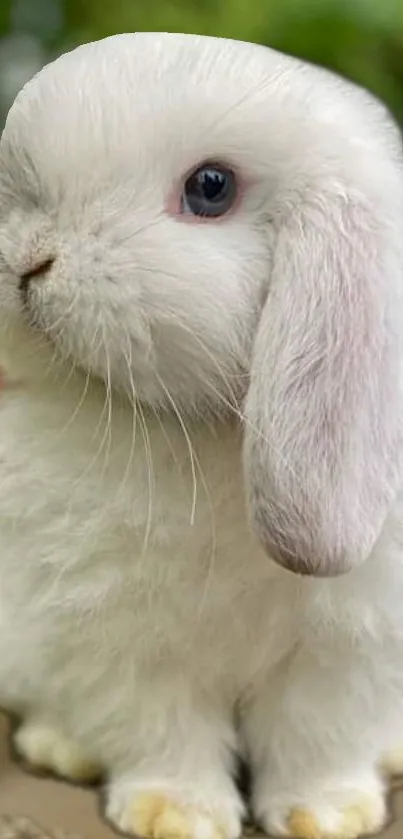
19 256 56 307
20 256 55 284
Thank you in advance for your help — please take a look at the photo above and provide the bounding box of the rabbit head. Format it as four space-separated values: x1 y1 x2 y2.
0 32 403 577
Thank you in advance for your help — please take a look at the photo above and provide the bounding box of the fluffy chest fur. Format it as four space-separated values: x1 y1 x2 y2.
0 375 298 729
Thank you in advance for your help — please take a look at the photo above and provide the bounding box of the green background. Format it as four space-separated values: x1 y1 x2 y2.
1 0 403 127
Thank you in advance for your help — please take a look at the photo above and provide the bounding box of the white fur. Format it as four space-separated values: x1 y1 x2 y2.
0 32 403 839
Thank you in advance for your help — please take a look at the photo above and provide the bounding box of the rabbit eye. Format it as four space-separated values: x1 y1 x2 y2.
181 164 237 218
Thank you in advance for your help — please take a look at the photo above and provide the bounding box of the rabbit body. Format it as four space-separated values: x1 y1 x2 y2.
1 354 403 839
1 32 403 839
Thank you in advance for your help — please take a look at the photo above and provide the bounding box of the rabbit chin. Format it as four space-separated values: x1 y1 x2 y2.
0 304 239 420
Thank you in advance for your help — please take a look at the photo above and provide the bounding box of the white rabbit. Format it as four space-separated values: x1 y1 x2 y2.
1 31 403 839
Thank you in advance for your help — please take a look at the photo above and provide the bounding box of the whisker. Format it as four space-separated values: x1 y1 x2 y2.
155 375 218 642
156 311 304 493
99 328 113 478
137 399 155 556
114 333 139 503
67 327 115 491
108 209 167 248
52 367 92 443
156 374 198 527
150 404 182 477
205 66 288 137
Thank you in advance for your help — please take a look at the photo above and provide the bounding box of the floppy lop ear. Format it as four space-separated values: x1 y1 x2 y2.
244 175 403 576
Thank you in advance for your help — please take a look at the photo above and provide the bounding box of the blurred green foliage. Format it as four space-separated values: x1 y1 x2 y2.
1 0 403 125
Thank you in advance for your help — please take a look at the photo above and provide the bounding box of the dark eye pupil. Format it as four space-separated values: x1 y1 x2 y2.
197 169 226 202
182 164 236 218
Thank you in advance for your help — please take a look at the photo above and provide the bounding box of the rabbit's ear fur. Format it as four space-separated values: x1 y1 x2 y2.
244 134 403 576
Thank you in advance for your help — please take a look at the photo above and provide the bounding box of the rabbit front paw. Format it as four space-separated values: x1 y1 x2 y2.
106 784 243 839
14 719 101 783
254 777 387 839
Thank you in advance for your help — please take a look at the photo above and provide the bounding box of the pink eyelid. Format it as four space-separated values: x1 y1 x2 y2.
166 162 247 224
